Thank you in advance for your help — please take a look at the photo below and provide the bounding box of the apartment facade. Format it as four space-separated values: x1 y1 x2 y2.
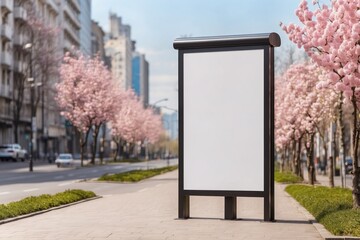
58 0 80 53
0 0 62 155
0 0 91 158
0 0 14 145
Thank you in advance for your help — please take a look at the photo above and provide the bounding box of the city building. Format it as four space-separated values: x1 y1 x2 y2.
91 20 105 60
0 0 94 158
109 12 131 39
162 112 178 140
132 51 149 107
0 0 14 145
105 13 132 90
58 0 81 53
0 0 65 158
106 13 150 107
79 0 91 56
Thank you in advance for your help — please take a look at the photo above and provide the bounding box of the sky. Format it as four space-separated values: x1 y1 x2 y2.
92 0 303 113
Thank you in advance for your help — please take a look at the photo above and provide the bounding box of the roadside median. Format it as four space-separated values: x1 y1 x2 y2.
98 165 178 182
0 189 99 224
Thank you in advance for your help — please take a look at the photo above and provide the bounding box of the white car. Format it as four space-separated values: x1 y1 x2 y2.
0 144 27 162
55 153 74 167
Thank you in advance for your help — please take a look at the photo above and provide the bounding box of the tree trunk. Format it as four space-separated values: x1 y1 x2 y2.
79 128 90 167
306 133 316 185
113 139 120 162
353 145 360 208
13 71 25 144
285 143 292 172
295 137 303 179
280 149 285 173
329 121 337 188
323 141 328 176
100 124 106 164
91 125 101 165
80 136 84 167
350 89 360 209
13 122 19 144
338 92 346 187
329 156 334 188
291 139 296 173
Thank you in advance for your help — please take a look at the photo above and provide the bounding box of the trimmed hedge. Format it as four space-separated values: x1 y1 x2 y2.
275 171 303 184
99 165 178 182
286 185 360 236
0 189 96 221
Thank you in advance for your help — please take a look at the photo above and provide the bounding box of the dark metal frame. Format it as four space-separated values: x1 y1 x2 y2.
174 33 280 222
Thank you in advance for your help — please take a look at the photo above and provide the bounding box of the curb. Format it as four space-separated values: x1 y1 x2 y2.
0 196 102 225
280 184 360 240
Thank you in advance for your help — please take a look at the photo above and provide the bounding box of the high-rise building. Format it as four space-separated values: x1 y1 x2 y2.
105 13 132 90
109 13 131 39
91 20 105 60
0 0 64 156
58 0 81 53
79 0 91 56
132 51 149 107
0 0 14 145
0 0 93 157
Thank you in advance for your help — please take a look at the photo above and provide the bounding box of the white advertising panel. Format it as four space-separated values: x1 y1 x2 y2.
183 49 264 191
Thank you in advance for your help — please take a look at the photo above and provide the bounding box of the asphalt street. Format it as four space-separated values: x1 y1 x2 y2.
0 158 178 204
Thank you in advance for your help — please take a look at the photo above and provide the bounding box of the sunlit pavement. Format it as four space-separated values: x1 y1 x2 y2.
0 159 178 204
0 170 325 240
303 168 353 189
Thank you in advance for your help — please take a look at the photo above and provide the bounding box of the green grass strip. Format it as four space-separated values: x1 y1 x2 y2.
286 184 360 236
98 165 178 182
0 189 96 221
275 171 303 184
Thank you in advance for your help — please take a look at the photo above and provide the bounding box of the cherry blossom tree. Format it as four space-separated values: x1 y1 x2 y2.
13 6 60 144
56 51 117 166
110 90 162 161
28 8 61 159
281 0 360 208
275 62 337 184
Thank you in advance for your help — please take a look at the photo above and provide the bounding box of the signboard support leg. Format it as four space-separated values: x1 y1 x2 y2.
179 195 189 219
224 196 237 220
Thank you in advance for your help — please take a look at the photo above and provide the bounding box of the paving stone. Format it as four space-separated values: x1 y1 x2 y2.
0 170 323 240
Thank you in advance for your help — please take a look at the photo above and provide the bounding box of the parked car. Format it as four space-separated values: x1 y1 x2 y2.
55 153 74 168
0 144 27 162
345 157 353 174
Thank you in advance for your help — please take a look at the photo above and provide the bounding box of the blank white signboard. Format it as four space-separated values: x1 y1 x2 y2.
183 49 264 191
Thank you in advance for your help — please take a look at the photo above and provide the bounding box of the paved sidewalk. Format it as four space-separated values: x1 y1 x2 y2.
0 170 322 240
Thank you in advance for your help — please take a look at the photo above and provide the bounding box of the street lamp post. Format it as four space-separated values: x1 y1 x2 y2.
149 98 169 114
24 42 42 172
30 79 35 172
151 98 168 107
24 42 34 172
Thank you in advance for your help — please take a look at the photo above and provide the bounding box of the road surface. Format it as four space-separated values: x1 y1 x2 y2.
0 159 178 204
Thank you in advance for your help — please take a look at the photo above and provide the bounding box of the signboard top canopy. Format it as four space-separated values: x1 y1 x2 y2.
173 32 281 50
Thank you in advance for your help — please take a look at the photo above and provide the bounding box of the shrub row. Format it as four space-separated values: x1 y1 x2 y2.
275 171 303 184
0 189 96 221
98 165 178 182
286 185 360 236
